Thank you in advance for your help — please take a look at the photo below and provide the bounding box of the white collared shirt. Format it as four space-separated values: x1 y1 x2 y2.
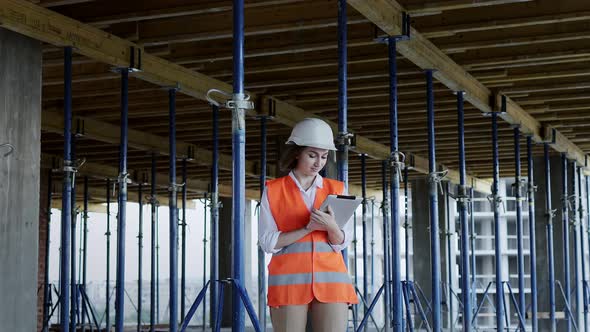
258 171 354 254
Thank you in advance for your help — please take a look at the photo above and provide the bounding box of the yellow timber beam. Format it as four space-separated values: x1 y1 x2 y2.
347 0 589 173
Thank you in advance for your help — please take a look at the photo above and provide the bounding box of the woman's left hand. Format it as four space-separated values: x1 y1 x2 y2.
309 205 339 233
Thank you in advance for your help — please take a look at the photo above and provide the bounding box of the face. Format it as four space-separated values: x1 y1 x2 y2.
295 147 329 176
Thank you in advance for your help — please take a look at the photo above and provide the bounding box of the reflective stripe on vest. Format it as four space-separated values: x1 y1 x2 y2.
269 272 353 286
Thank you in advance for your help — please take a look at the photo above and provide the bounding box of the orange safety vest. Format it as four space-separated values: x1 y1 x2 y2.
265 175 358 307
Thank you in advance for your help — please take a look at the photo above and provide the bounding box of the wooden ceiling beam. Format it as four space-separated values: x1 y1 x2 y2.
420 10 590 38
404 0 533 16
348 0 590 172
2 0 493 193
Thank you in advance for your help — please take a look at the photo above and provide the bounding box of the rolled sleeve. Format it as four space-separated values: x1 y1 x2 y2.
258 188 283 254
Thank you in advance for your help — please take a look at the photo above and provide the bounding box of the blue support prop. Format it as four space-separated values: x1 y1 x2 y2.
258 115 268 331
138 182 144 332
82 176 89 328
388 36 403 332
572 161 583 331
491 110 505 331
59 46 73 332
169 88 179 332
336 0 350 270
527 136 539 332
210 105 220 331
456 91 472 332
232 0 248 329
150 153 157 332
382 161 392 330
514 127 526 331
562 153 572 332
425 69 442 331
69 134 77 332
181 158 187 322
115 68 130 332
106 178 112 331
361 153 369 324
404 166 410 281
544 143 557 332
469 187 477 325
578 167 588 331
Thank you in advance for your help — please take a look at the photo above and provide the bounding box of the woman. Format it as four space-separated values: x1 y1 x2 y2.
258 118 358 332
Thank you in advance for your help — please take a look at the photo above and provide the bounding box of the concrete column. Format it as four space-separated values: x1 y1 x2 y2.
534 155 566 330
0 28 42 331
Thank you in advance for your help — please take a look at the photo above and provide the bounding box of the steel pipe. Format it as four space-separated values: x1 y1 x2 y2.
426 69 442 331
514 127 526 331
169 88 179 332
457 91 472 332
544 143 557 332
210 105 220 330
150 153 157 332
527 136 538 332
491 111 504 331
388 37 403 332
115 68 130 332
59 46 73 332
562 153 572 332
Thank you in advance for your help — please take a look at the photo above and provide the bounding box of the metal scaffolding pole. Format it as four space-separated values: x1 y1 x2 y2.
42 168 53 332
210 105 220 331
168 88 179 332
258 115 268 331
336 0 351 270
138 182 144 332
404 166 410 282
231 0 249 329
382 160 391 331
571 161 583 330
577 166 588 331
527 136 539 332
115 68 130 332
150 153 157 332
562 153 572 332
361 153 369 321
514 127 526 331
469 187 477 321
456 91 472 332
544 143 557 332
388 37 403 332
181 158 187 321
106 178 112 331
202 193 207 331
82 176 89 329
490 109 504 332
425 69 442 331
70 135 77 332
59 46 73 332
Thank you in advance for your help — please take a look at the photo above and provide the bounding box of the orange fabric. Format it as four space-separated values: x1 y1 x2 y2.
265 176 358 307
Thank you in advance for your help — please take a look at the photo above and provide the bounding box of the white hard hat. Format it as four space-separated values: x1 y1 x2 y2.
286 118 337 150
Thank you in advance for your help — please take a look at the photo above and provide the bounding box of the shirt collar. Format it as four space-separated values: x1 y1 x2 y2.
289 171 324 192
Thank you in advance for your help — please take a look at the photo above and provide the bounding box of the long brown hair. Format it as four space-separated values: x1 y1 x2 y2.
279 144 305 173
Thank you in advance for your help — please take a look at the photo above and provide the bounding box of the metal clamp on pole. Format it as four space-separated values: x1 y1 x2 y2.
428 169 449 195
487 193 505 212
145 195 159 206
168 182 185 193
389 150 406 183
335 131 356 148
117 172 132 185
455 184 472 205
128 46 142 72
206 89 254 111
546 208 558 224
373 12 411 43
511 179 528 202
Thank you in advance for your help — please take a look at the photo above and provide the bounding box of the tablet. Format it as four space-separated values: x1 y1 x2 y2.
318 194 363 228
